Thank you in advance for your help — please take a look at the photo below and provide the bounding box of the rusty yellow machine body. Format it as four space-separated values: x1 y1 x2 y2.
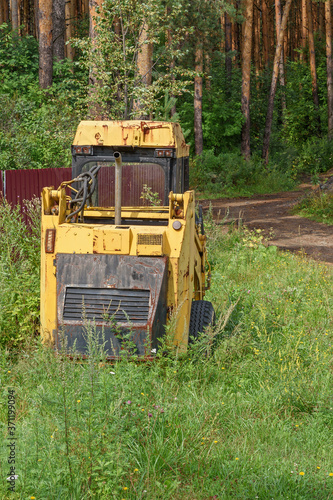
40 120 212 357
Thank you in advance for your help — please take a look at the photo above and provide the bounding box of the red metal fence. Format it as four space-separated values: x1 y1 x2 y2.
3 167 72 206
1 164 164 208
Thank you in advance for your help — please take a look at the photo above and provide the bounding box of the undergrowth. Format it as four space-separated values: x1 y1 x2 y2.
0 216 332 499
293 191 333 225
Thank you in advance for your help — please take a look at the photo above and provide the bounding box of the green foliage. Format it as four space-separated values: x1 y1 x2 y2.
294 191 333 225
0 199 40 347
289 137 333 179
190 149 296 196
1 225 333 498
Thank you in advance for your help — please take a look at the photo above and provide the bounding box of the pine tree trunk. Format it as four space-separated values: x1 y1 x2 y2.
65 0 74 61
88 0 104 118
194 42 203 155
133 20 152 118
275 0 286 111
11 0 18 30
306 0 321 131
262 0 293 163
262 0 270 66
325 0 333 137
225 12 232 82
253 3 261 76
53 0 65 61
301 0 307 61
241 0 253 160
38 0 53 88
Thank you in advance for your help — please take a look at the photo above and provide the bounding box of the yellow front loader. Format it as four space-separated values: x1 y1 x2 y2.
40 120 214 358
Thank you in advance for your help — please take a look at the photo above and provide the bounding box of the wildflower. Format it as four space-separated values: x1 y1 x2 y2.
77 400 81 403
8 370 11 373
126 400 132 405
148 413 152 418
134 468 139 472
317 467 320 469
38 459 42 462
141 392 145 396
31 497 36 499
329 473 333 477
299 472 305 476
235 457 239 460
110 371 115 375
141 409 145 411
51 435 54 439
214 441 218 444
123 487 128 490
160 409 164 413
221 367 225 370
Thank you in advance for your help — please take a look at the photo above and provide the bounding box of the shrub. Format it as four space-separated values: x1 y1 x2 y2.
0 198 40 347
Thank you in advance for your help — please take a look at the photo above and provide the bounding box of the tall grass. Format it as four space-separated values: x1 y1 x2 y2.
0 214 332 499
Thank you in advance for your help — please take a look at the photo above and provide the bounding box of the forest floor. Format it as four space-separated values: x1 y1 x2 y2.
201 182 333 265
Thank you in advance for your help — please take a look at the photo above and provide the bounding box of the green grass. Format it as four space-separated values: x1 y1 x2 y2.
293 192 333 225
0 222 333 499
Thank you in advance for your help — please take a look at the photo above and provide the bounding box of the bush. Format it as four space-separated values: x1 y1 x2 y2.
190 150 295 196
0 198 40 347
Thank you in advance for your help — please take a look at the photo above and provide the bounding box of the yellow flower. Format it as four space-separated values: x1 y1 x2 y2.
295 425 299 427
51 435 53 439
235 457 239 460
221 367 225 370
141 409 145 411
38 459 42 462
214 441 218 444
30 497 36 499
77 400 81 403
123 486 128 490
141 392 144 396
317 467 320 469
8 370 11 373
134 468 138 472
329 473 333 476
299 472 305 476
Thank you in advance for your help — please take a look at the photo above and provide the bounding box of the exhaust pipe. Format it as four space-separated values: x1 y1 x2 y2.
114 151 122 225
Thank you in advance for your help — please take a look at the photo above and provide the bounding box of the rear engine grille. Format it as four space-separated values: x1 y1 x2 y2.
63 287 150 324
137 234 162 245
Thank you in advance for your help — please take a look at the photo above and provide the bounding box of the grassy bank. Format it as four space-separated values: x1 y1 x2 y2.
0 223 332 499
294 192 333 225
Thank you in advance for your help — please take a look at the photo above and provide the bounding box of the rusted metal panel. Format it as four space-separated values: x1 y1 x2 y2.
56 254 168 357
0 171 3 198
98 164 165 207
4 167 72 206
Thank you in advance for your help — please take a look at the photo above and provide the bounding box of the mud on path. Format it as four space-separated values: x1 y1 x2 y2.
201 185 333 265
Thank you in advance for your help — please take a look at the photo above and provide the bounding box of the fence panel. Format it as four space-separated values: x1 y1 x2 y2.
4 167 72 206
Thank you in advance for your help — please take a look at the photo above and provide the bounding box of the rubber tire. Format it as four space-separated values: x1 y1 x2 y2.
189 300 215 342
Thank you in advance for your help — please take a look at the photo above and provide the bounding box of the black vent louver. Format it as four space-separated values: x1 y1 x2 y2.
63 287 150 324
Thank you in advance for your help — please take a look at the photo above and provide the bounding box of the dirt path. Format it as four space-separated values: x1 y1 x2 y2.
201 185 333 265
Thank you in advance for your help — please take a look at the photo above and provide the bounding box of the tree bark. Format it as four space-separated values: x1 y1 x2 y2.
262 0 293 163
306 0 321 131
65 0 74 61
253 3 261 76
194 42 203 156
133 20 153 118
275 0 286 111
241 0 253 160
53 0 65 61
11 0 18 30
262 0 269 66
88 0 104 118
325 0 333 137
301 0 307 61
38 0 53 88
225 11 232 82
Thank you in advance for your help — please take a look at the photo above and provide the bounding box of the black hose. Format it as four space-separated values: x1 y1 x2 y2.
66 164 102 221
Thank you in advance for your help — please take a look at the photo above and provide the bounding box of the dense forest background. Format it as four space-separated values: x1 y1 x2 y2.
1 0 333 194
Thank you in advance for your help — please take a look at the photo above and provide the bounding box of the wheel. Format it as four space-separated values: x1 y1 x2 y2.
189 300 215 342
